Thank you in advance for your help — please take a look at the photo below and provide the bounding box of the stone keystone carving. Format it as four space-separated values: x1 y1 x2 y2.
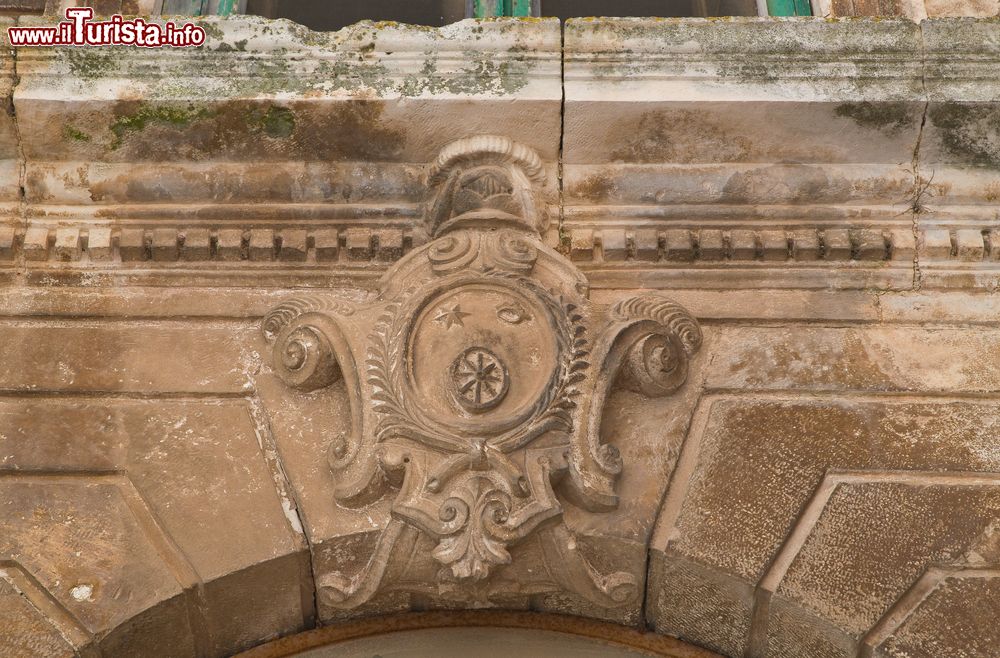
261 135 702 608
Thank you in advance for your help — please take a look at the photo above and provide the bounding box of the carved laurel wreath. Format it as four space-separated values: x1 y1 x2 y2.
366 270 589 458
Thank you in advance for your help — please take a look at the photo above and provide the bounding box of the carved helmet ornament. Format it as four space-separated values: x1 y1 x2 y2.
261 136 702 608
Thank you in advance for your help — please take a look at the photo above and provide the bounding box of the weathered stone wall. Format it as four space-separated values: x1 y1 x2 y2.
1 16 998 658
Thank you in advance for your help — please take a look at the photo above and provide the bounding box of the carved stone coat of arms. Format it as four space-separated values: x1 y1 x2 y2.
261 135 702 609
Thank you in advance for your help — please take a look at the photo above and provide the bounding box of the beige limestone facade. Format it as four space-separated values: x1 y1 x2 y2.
2 8 1000 658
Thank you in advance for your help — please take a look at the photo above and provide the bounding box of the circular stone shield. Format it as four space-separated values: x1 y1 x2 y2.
407 282 560 435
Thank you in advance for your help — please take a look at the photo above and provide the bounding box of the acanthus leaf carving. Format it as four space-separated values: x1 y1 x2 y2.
260 135 702 610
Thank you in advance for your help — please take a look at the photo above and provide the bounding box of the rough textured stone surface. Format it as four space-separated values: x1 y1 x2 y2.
1 14 999 658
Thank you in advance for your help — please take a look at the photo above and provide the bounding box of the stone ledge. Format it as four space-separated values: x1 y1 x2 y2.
563 17 924 101
15 16 562 102
8 17 1000 292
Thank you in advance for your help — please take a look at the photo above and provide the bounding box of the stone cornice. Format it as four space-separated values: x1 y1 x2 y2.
563 18 924 100
3 16 1000 291
14 16 562 104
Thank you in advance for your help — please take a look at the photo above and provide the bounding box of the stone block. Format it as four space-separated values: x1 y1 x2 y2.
663 229 694 262
180 228 211 261
920 229 953 259
151 228 178 262
345 229 372 261
698 229 725 261
0 395 309 656
652 394 1000 655
601 229 627 261
759 230 789 262
791 230 821 261
562 17 925 278
53 228 81 262
22 227 49 261
279 229 308 262
991 230 1000 261
118 228 147 261
0 478 195 654
570 229 595 262
376 229 404 261
249 229 275 262
0 322 259 393
13 17 562 166
706 326 1000 393
730 230 757 260
0 225 14 261
879 577 1000 658
824 229 852 260
889 228 917 261
0 577 76 658
634 230 660 261
217 229 244 261
853 229 887 261
955 229 985 261
86 227 113 261
313 229 339 262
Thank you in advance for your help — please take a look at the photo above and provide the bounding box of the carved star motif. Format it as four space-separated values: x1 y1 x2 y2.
434 304 471 329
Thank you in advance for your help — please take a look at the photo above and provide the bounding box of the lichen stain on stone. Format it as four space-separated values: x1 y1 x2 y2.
571 174 617 203
54 19 535 100
721 165 852 204
928 102 1000 169
834 101 915 135
89 165 303 204
24 169 52 203
291 101 405 161
64 48 121 80
63 125 92 143
850 173 911 200
251 106 296 139
101 99 403 163
109 102 216 151
611 111 751 164
716 59 779 84
397 51 531 97
196 20 226 42
722 330 896 390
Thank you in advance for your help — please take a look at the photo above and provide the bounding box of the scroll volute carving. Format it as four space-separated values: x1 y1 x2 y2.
260 135 702 609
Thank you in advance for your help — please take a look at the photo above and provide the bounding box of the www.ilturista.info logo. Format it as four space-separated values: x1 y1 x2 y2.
8 8 206 47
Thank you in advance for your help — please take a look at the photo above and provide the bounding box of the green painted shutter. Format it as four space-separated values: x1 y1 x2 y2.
161 0 205 14
161 0 245 15
766 0 812 15
208 0 242 15
473 0 534 18
508 0 533 15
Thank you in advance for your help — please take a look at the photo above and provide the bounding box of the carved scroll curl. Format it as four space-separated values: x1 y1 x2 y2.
261 298 384 504
262 300 356 392
566 294 702 512
611 295 703 397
